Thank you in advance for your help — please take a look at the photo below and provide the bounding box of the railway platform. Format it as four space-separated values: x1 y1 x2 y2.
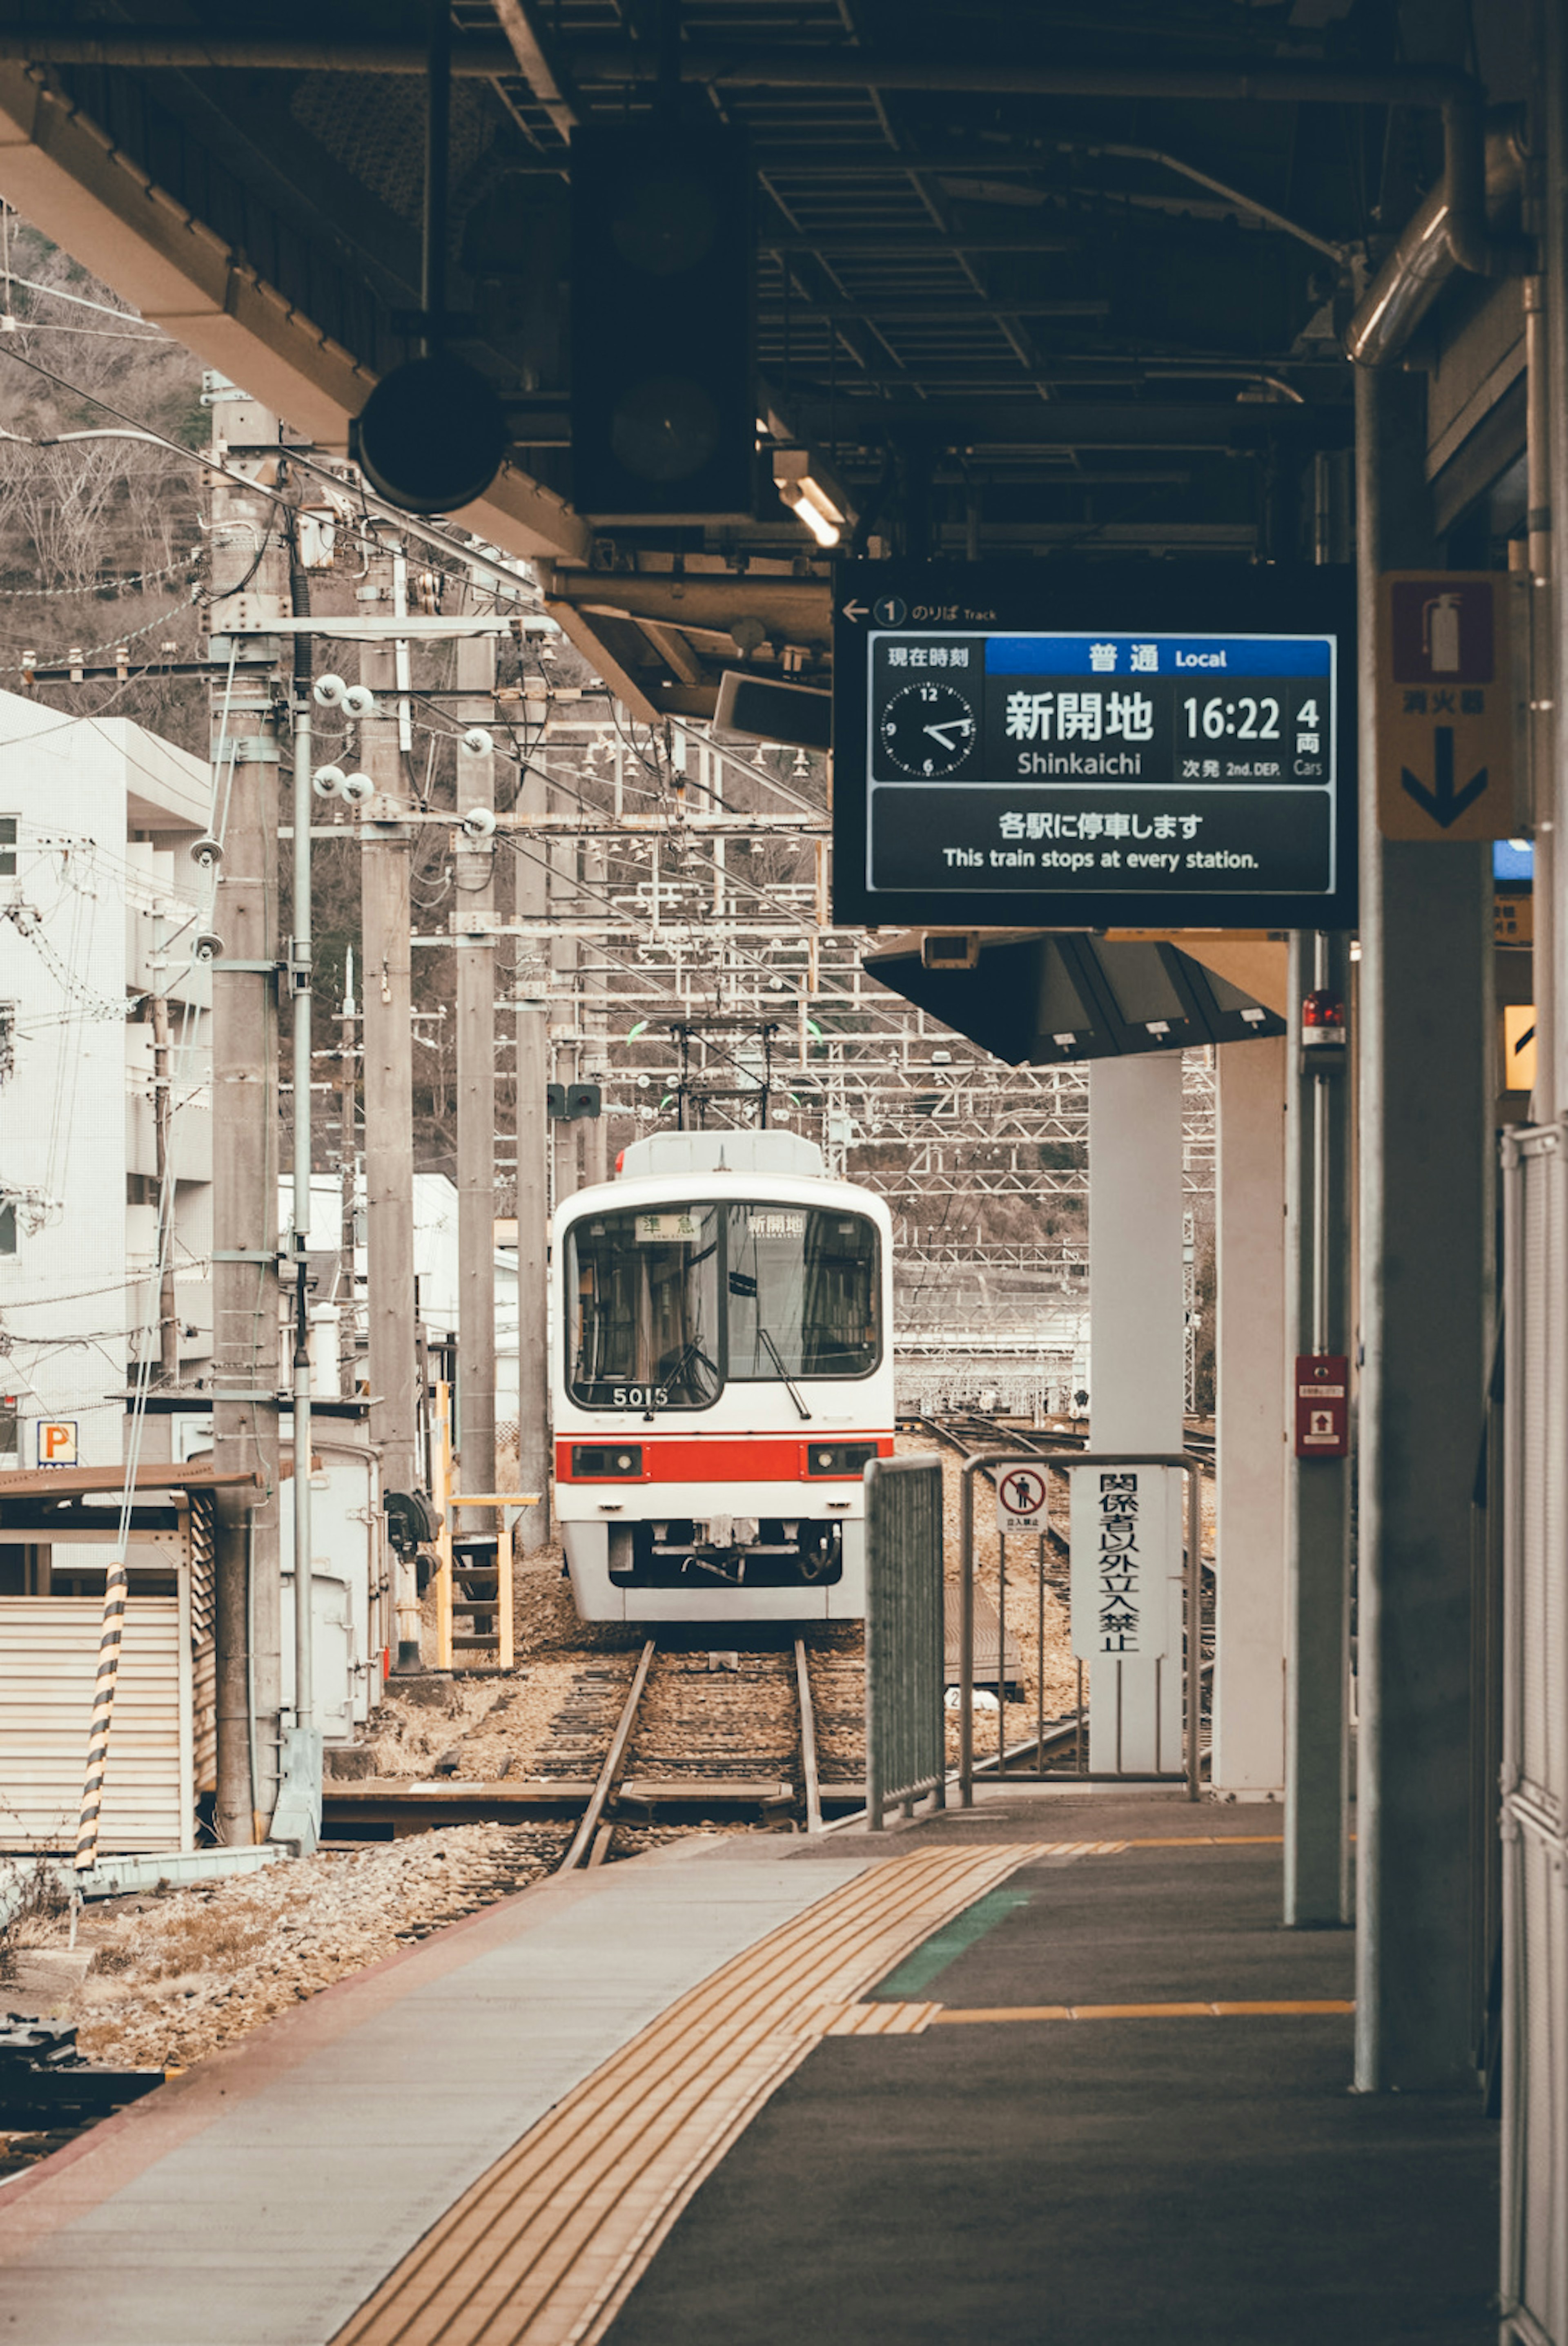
0 1788 1495 2346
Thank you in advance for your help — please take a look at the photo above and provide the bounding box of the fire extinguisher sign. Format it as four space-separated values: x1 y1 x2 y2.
1294 1356 1349 1461
1374 572 1515 843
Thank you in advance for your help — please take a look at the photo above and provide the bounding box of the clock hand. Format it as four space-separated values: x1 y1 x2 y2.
924 720 968 748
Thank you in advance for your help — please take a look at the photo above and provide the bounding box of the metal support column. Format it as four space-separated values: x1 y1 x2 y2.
1284 928 1353 1924
1354 363 1493 2090
454 598 497 1536
361 545 422 1670
210 398 286 1843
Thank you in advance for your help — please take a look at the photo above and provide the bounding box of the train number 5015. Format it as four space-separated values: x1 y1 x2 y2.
612 1385 670 1409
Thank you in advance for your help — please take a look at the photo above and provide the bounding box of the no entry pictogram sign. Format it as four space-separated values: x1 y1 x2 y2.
996 1463 1050 1536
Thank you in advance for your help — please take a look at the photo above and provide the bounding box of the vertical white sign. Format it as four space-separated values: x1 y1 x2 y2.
1069 1466 1175 1660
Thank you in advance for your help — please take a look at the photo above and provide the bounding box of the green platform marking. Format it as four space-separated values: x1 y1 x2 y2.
870 1889 1034 2001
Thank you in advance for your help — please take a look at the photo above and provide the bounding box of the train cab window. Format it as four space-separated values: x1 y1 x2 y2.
566 1206 722 1409
726 1207 880 1381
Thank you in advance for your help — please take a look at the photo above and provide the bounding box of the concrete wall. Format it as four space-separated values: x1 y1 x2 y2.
0 693 211 1469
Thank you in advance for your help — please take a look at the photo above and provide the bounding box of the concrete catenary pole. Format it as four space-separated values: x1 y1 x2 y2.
211 395 287 1843
150 989 179 1386
454 584 497 1532
514 747 550 1552
360 534 422 1670
1354 363 1492 2090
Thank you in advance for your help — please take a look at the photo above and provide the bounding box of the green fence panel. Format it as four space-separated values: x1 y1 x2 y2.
866 1455 946 1829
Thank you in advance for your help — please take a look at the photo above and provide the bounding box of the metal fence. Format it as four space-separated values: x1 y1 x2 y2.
956 1449 1204 1804
1500 1126 1568 2346
865 1455 947 1830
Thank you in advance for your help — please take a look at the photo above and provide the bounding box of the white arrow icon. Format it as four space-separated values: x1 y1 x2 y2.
841 600 869 623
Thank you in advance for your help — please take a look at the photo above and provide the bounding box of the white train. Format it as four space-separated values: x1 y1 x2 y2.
551 1128 895 1622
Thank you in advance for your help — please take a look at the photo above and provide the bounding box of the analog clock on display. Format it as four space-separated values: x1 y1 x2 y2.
879 681 978 777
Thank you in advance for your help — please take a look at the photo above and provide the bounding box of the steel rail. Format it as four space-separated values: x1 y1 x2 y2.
794 1637 823 1834
557 1637 656 1873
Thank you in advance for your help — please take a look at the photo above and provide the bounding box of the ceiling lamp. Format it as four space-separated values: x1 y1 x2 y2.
773 448 852 548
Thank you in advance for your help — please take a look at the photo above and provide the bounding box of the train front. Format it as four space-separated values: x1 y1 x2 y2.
551 1132 895 1622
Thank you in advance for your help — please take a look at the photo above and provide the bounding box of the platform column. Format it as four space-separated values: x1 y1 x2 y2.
1284 929 1354 1925
1087 1053 1185 1774
1211 1034 1288 1800
1354 363 1493 2090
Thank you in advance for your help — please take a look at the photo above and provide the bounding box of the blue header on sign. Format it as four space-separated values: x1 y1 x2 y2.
983 635 1334 678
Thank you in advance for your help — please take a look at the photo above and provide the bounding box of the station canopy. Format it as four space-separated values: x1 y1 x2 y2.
0 1 1497 721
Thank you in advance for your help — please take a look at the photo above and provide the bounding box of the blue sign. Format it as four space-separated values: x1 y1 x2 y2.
832 560 1357 932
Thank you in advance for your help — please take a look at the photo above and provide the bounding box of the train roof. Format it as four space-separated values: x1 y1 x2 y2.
617 1131 825 1181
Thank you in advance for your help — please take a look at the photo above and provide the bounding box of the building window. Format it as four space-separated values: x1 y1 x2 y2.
0 1201 16 1255
0 815 15 877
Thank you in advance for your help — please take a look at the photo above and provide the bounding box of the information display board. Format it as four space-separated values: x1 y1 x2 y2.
833 560 1356 930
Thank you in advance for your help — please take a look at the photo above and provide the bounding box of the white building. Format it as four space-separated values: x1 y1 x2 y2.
0 691 213 1473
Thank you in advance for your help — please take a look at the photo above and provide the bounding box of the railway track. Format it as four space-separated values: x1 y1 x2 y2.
556 1635 836 1870
322 1631 862 1849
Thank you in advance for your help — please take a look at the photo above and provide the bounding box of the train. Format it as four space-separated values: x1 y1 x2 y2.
551 1128 896 1622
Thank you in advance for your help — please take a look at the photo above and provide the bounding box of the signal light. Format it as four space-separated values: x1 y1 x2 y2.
570 120 754 521
1301 990 1347 1056
548 1082 603 1121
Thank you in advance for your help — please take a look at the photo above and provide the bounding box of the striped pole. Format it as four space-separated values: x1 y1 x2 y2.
74 1553 128 1872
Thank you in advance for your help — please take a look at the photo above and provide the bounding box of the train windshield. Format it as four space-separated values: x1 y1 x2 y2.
566 1206 723 1409
725 1206 880 1382
564 1202 881 1407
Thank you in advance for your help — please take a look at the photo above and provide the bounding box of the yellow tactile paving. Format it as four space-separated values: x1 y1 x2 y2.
820 1998 945 2036
332 1844 1064 2346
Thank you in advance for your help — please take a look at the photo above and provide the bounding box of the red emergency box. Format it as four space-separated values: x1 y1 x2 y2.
1295 1355 1349 1459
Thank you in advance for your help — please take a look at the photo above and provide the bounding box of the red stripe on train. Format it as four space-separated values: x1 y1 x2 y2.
555 1436 895 1481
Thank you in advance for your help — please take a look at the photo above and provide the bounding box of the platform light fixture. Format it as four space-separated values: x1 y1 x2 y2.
772 448 851 548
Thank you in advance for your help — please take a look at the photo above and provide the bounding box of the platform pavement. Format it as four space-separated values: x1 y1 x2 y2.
0 1788 1499 2346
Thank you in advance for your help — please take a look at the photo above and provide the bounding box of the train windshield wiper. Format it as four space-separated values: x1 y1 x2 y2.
757 1327 811 1421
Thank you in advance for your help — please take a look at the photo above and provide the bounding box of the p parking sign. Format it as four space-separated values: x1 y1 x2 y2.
36 1420 78 1467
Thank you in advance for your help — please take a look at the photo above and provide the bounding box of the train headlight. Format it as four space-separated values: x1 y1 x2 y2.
570 1444 644 1478
804 1443 879 1477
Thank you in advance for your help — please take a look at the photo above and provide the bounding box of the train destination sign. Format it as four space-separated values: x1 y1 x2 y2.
832 560 1356 931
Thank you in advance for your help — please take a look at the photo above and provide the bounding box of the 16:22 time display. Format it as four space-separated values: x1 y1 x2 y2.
1181 694 1316 741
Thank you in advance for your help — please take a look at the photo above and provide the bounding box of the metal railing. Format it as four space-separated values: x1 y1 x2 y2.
864 1455 947 1830
957 1449 1205 1806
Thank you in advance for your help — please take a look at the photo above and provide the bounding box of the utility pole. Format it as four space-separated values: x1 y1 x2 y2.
454 577 497 1534
514 750 550 1553
210 394 287 1844
552 765 581 1207
150 989 178 1386
360 533 422 1671
270 529 321 1855
338 948 359 1398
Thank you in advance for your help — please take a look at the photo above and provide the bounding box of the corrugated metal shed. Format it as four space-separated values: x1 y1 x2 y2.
0 1597 192 1853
